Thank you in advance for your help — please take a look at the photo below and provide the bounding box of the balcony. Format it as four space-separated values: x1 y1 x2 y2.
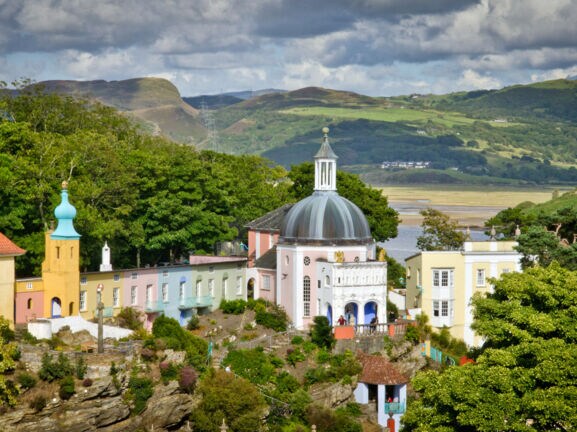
145 300 165 313
178 296 212 310
384 402 405 414
92 306 114 318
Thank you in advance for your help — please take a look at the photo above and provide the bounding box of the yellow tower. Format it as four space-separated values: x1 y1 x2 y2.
41 181 81 318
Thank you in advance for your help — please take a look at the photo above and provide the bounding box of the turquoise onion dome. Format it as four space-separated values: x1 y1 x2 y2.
51 181 81 239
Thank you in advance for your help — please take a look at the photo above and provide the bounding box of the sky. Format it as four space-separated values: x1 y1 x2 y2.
1 0 576 98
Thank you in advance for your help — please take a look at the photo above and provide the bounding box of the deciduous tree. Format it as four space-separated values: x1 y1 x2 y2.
416 208 466 251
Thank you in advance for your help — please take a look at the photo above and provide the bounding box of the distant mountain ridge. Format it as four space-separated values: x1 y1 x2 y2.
32 77 577 186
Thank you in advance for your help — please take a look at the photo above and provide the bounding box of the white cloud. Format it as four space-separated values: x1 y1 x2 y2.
457 69 501 90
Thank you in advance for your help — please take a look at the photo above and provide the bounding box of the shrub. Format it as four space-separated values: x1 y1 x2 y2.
255 304 289 332
29 394 48 412
286 348 305 367
116 307 144 331
187 315 200 331
39 353 74 382
310 316 334 349
140 348 156 362
127 375 154 414
59 376 75 400
82 378 93 387
159 361 178 383
20 330 39 345
16 372 37 390
404 326 420 344
178 365 198 394
75 356 87 379
291 335 304 345
220 299 247 314
0 316 15 342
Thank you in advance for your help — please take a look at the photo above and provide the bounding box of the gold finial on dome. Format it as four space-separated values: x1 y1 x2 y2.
62 180 69 190
378 248 386 262
322 126 329 136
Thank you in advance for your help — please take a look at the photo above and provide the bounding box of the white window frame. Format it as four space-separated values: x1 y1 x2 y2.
236 276 242 295
131 286 137 305
80 277 87 285
196 280 202 298
113 274 120 282
113 287 120 307
146 284 152 303
131 272 138 280
303 276 311 317
209 279 215 297
179 282 185 301
262 275 271 291
80 290 87 311
162 283 168 302
476 269 486 286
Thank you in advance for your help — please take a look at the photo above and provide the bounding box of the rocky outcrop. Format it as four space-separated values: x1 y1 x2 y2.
0 376 194 432
309 379 357 408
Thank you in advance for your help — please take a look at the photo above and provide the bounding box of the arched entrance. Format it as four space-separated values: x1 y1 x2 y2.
51 297 62 318
326 304 333 326
364 302 378 325
247 278 255 300
344 302 358 325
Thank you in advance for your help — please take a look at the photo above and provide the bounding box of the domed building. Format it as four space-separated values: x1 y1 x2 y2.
247 128 387 329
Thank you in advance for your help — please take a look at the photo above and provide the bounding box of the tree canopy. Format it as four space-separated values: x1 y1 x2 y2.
402 263 577 431
416 208 466 251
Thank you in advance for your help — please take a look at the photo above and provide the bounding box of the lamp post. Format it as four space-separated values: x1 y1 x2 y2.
97 283 104 354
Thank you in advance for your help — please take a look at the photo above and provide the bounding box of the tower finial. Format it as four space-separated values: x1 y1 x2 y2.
62 180 68 190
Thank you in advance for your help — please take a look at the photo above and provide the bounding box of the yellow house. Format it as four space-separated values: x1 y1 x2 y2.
41 181 81 318
0 233 26 326
405 240 521 347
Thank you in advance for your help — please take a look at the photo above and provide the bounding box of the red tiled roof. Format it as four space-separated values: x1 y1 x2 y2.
0 232 25 256
358 354 408 385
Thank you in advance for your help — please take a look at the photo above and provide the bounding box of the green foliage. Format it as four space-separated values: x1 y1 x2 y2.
286 347 306 367
38 352 74 382
403 263 577 431
178 365 198 394
416 208 466 251
220 299 248 314
190 369 267 432
306 404 362 432
305 350 361 385
58 375 75 400
404 326 420 344
224 348 278 385
116 307 144 331
0 317 15 342
255 304 290 332
310 316 334 349
159 361 179 383
386 299 399 321
16 372 37 390
127 375 154 415
29 393 48 412
186 314 200 331
291 335 304 345
430 327 468 358
75 356 88 379
151 315 208 370
385 254 406 289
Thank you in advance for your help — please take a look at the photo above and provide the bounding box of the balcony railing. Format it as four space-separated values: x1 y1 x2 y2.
384 402 405 414
92 306 114 318
178 296 212 310
145 300 165 313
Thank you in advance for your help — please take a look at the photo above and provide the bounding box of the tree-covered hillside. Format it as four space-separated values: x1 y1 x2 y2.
0 85 398 277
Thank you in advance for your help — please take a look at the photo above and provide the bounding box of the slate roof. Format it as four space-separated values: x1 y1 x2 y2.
253 247 277 270
0 232 25 256
358 354 408 385
245 203 294 231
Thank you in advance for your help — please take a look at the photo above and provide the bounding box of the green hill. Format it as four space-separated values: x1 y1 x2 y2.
37 78 208 144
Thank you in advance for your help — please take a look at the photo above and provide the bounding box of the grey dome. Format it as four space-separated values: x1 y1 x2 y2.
280 191 372 245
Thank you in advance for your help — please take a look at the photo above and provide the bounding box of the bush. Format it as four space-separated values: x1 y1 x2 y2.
310 316 334 349
291 335 304 345
116 307 144 331
59 376 75 400
29 394 47 412
220 299 247 314
75 356 87 379
255 304 289 332
286 348 305 367
82 378 93 387
16 372 37 390
404 326 420 344
0 316 15 342
187 315 200 331
39 353 74 382
178 365 198 394
159 361 179 383
127 375 154 414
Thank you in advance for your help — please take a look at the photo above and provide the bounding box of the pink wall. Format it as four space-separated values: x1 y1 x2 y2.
15 291 44 324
